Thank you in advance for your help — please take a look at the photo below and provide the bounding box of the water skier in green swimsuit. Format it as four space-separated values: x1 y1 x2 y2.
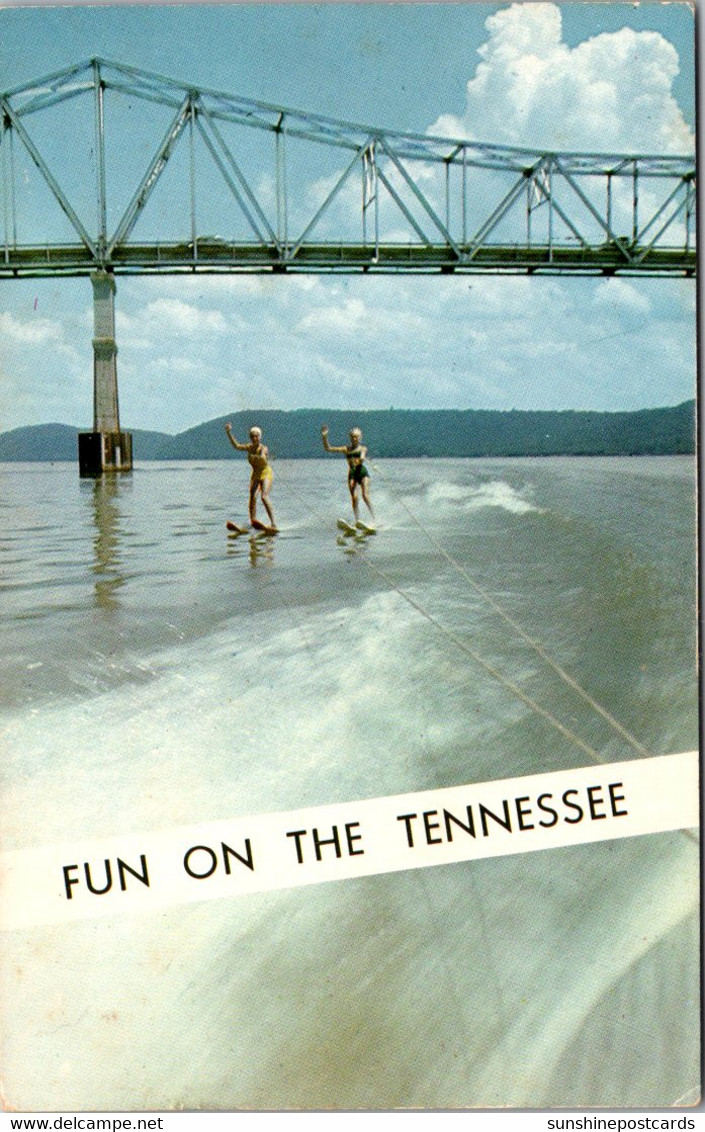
321 425 375 524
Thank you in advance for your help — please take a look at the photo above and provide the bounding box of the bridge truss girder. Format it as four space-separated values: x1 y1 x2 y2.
0 58 697 279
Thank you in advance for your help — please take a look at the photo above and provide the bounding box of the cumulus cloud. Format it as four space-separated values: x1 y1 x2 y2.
296 296 422 338
115 296 240 349
0 311 64 345
593 279 651 316
143 298 229 335
430 3 693 154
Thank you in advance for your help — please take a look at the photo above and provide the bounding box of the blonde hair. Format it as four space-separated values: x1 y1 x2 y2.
249 426 262 437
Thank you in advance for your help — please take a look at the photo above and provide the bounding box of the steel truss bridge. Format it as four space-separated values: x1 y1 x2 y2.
1 59 697 473
0 58 697 279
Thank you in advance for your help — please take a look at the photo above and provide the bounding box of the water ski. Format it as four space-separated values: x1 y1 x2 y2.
355 520 377 535
336 519 358 537
226 521 249 535
251 519 279 536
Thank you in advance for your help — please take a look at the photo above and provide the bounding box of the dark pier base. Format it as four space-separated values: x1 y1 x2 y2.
78 431 133 476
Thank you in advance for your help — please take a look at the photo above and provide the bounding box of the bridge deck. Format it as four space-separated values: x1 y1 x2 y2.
0 242 695 278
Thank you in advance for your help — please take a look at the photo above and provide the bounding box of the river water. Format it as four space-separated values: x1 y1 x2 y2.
0 456 699 1109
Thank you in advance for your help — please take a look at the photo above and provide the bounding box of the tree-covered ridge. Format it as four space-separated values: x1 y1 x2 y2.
0 401 695 461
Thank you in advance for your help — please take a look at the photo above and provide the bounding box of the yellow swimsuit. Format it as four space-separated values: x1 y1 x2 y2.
250 460 273 484
249 444 272 485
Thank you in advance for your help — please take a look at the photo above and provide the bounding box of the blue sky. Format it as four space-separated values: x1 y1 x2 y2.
0 1 697 433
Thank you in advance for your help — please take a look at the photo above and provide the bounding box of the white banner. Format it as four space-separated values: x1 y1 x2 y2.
1 751 698 931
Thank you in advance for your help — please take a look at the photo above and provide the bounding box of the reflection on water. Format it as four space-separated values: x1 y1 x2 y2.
249 534 276 566
85 473 129 611
336 530 371 558
225 529 278 566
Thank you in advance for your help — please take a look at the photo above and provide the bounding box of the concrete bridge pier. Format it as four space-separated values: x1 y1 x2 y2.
78 270 133 476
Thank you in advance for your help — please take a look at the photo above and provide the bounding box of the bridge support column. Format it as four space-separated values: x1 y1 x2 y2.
78 270 132 476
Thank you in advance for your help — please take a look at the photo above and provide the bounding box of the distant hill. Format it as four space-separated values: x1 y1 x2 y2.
0 401 695 461
0 423 83 462
162 402 696 459
0 424 172 462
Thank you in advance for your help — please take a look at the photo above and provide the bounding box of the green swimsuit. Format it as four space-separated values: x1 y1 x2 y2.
347 446 369 484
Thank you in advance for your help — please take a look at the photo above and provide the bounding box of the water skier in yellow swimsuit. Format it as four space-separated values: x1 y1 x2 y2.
321 424 375 524
225 424 277 531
